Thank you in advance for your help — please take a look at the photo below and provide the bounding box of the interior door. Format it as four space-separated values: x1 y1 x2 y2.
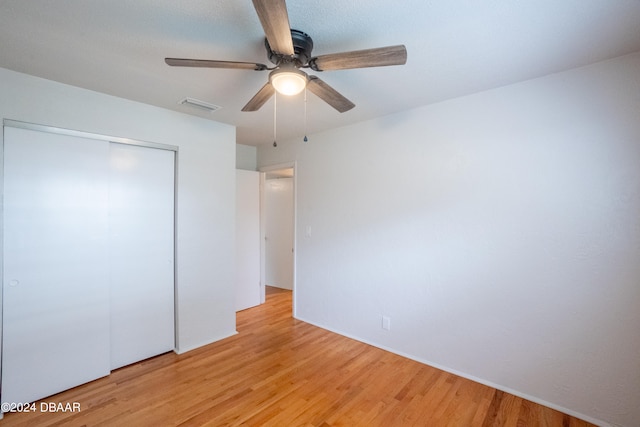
109 143 176 369
265 177 294 290
235 169 261 311
2 126 111 405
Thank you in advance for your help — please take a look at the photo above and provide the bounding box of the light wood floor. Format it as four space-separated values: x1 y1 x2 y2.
1 287 595 426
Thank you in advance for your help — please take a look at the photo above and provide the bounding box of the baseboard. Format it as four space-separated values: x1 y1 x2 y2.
174 330 238 355
293 315 611 427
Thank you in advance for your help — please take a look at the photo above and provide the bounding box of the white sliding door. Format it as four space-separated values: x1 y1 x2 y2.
109 143 175 369
2 127 111 404
2 124 176 407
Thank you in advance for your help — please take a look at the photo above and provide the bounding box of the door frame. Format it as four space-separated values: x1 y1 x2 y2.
258 161 297 317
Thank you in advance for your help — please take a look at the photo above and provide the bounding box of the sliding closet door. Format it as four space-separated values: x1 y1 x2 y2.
109 143 175 370
2 127 111 405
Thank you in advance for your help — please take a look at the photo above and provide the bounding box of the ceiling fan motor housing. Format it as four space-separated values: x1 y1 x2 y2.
266 29 314 67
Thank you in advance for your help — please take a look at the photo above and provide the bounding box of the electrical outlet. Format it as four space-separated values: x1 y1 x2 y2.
382 315 391 331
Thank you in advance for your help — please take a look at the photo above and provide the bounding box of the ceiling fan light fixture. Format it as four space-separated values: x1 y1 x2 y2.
270 68 307 96
165 1 408 115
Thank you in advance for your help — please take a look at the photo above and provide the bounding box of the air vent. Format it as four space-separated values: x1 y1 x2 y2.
179 97 222 113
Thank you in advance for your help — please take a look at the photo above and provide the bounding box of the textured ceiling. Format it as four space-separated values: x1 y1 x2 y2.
1 0 640 146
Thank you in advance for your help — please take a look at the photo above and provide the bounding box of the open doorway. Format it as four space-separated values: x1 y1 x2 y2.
260 164 295 315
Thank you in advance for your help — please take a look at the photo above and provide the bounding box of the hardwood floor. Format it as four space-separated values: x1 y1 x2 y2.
1 287 595 426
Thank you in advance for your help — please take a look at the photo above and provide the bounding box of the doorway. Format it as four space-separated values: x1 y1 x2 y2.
260 164 295 315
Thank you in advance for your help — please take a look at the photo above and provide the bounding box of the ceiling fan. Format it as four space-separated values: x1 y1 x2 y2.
165 0 407 113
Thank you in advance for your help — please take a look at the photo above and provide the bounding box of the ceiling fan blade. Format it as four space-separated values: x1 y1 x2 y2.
252 0 294 56
306 76 355 113
309 45 407 71
242 82 275 112
165 58 268 71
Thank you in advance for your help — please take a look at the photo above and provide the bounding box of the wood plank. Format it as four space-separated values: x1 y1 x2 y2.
0 287 598 426
251 0 293 55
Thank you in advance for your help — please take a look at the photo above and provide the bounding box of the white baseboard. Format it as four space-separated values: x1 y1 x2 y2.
293 315 611 427
175 330 238 355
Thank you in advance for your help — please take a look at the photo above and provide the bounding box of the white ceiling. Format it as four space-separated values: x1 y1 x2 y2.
1 0 639 146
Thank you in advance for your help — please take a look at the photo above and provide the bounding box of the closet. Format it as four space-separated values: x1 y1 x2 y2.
1 123 176 406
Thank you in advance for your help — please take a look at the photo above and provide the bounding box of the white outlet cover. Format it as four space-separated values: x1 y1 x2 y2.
382 316 391 330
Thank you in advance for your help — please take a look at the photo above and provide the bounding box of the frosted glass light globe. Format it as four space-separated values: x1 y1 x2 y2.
270 69 307 96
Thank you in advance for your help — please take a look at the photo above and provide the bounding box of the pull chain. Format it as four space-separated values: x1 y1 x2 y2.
273 92 277 147
303 86 308 142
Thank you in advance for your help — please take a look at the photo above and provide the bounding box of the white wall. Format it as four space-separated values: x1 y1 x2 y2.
236 143 257 170
258 53 640 427
0 67 237 354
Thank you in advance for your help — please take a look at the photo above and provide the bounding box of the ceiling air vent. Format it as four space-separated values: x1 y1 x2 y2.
179 97 222 113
